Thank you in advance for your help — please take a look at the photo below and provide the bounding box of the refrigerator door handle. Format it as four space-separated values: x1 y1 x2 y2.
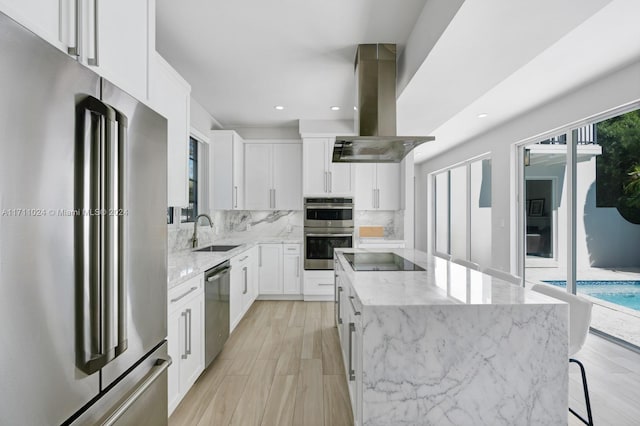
78 96 117 375
101 357 172 426
112 107 129 358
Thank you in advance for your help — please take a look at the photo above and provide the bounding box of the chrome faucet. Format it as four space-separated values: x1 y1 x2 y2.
192 213 213 248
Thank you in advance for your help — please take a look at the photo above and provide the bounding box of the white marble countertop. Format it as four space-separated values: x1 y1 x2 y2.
168 234 302 289
335 248 563 307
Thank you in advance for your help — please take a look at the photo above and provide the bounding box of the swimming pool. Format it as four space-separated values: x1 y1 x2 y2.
543 280 640 311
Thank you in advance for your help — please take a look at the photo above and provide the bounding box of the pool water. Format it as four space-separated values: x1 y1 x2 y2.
543 280 640 312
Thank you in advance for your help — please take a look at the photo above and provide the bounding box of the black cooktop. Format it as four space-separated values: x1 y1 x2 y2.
343 252 425 272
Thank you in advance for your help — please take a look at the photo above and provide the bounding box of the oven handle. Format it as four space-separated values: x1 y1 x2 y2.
305 233 353 237
304 205 353 209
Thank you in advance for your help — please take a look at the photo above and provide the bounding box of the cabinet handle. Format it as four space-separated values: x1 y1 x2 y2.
186 308 192 357
273 188 276 209
349 296 361 315
239 255 248 262
324 171 328 193
67 0 79 56
243 266 248 295
87 0 99 66
318 283 333 286
259 246 262 267
348 322 355 381
296 256 300 278
181 311 188 359
233 186 238 208
170 286 198 303
329 171 332 193
336 286 343 325
377 189 380 208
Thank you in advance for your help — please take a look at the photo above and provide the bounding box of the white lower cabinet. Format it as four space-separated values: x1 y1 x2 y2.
230 248 257 332
282 244 301 295
303 270 335 299
258 243 302 297
258 244 283 294
336 268 363 425
167 274 204 415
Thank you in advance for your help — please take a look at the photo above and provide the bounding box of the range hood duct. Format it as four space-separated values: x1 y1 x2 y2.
332 44 434 163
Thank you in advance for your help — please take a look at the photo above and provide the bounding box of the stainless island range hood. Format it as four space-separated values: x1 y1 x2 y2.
332 44 434 163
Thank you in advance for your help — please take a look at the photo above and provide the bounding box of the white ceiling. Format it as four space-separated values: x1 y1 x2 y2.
156 0 640 162
156 0 428 128
401 0 640 163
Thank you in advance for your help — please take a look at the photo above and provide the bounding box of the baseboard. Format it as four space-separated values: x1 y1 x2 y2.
303 294 334 302
256 294 304 301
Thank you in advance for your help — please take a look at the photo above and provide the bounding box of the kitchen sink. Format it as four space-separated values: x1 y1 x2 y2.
194 245 240 252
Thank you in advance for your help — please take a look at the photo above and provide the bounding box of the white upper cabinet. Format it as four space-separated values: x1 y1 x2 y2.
303 138 353 196
150 53 190 207
273 143 303 210
91 0 151 101
0 0 153 102
355 163 400 210
212 130 245 210
244 143 272 210
244 142 302 210
0 0 72 53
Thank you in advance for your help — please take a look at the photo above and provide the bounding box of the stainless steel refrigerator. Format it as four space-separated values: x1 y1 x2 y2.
0 11 169 425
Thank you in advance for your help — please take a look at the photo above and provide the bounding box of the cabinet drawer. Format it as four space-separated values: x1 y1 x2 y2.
283 243 300 255
168 274 203 312
303 270 335 296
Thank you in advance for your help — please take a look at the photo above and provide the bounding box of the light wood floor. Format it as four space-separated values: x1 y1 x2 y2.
170 301 640 426
169 301 353 426
568 333 640 425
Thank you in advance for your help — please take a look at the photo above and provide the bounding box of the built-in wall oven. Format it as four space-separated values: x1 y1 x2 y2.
304 198 354 270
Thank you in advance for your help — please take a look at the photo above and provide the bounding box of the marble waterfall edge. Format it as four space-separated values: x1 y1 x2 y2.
361 304 568 426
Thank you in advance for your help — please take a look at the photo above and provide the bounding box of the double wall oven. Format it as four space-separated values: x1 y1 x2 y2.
304 198 354 270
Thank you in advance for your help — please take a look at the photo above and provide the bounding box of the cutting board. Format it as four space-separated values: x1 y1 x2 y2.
359 226 384 238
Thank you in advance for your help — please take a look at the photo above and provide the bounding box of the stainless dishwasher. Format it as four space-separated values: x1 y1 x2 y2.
204 261 231 368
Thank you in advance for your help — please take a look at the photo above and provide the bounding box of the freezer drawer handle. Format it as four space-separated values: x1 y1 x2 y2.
102 357 172 426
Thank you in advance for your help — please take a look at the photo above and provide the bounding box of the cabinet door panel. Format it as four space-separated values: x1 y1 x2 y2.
329 162 353 195
258 244 283 294
303 139 328 195
283 254 301 294
244 144 272 210
167 309 183 414
273 144 302 210
230 262 244 331
354 164 376 210
151 54 190 207
0 0 68 52
94 0 149 101
232 135 245 209
376 163 400 210
179 296 204 392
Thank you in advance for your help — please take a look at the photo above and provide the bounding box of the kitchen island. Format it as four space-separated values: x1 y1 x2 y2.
334 248 568 426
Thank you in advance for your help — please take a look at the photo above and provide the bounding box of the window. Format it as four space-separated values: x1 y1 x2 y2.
432 156 492 266
181 137 199 223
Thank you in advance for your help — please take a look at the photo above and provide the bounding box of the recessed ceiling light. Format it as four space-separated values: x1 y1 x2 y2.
274 105 284 110
477 113 489 119
330 106 341 111
353 106 357 111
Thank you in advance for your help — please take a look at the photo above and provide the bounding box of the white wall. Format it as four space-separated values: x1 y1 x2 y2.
415 58 640 272
576 157 640 268
190 96 222 135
